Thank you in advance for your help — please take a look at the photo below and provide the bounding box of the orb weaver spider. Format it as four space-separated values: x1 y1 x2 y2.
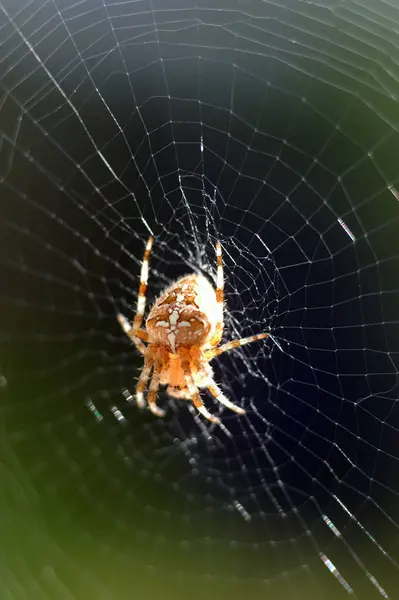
117 237 269 423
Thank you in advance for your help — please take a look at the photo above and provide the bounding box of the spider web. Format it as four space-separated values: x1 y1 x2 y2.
1 0 399 598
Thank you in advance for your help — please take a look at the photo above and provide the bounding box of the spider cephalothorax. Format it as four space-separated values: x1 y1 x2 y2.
117 237 269 423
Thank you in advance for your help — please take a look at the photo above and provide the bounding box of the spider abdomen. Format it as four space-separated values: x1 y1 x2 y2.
147 305 211 351
146 274 217 352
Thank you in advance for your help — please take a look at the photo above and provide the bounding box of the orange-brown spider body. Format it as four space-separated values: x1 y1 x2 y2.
147 274 214 352
117 237 269 423
147 274 218 398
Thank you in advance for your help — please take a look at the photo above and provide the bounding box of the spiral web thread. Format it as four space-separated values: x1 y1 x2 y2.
1 1 399 598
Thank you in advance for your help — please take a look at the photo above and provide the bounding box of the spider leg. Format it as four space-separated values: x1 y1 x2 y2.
181 359 220 424
197 360 245 415
133 236 153 331
147 359 166 418
117 236 153 354
117 313 148 354
205 332 269 360
206 379 245 415
136 355 154 409
208 241 224 348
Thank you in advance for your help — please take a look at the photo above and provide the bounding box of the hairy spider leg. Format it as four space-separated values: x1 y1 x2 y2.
181 354 220 424
207 380 246 414
133 236 153 332
192 357 246 415
205 332 269 360
146 359 166 417
208 241 224 348
135 355 154 409
117 236 153 354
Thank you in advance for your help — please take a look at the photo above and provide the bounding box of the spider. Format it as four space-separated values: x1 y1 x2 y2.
117 237 269 424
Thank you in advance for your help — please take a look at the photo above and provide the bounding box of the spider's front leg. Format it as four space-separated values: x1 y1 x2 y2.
198 358 246 415
146 359 166 418
135 355 154 409
180 353 220 424
207 379 246 415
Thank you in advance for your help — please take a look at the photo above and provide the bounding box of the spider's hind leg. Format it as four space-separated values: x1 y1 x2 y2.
208 241 224 348
117 236 153 355
117 313 148 354
133 236 153 332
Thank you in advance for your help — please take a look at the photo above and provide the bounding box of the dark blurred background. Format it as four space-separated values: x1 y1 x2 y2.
1 1 399 599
